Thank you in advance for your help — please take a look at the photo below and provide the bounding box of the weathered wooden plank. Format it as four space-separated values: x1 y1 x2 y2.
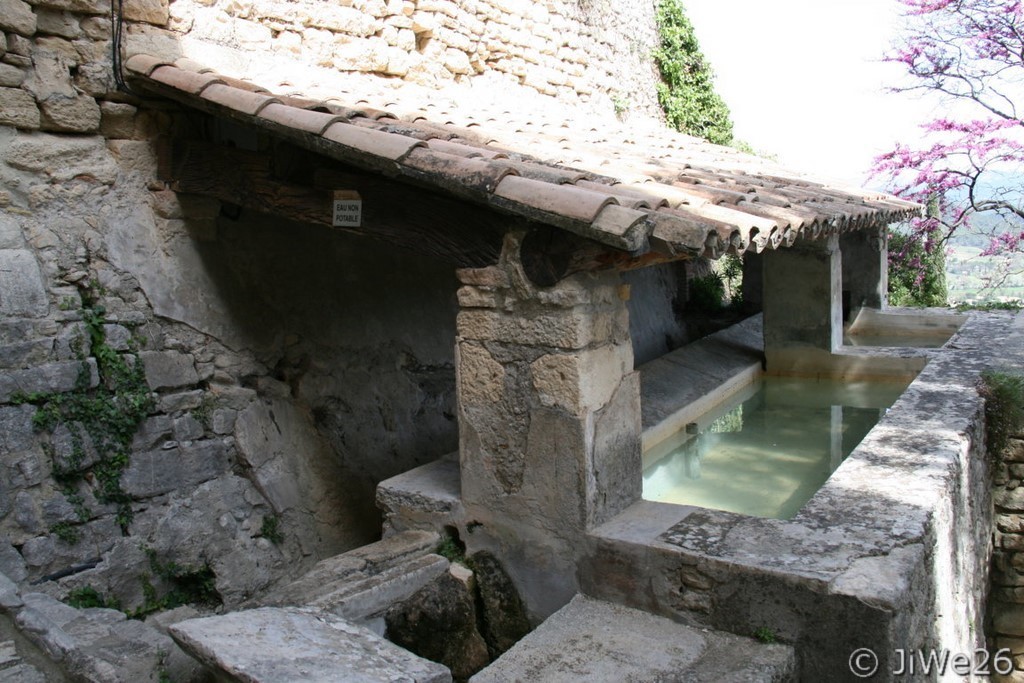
518 225 694 287
163 139 511 267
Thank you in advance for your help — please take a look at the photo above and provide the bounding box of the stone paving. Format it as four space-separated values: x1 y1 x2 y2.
471 594 795 682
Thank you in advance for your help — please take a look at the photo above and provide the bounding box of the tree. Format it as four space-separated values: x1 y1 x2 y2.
653 0 735 145
872 0 1024 292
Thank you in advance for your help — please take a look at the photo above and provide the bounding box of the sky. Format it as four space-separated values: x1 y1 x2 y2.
683 0 943 187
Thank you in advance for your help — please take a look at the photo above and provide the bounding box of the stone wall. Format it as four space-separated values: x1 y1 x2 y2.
0 0 463 613
990 431 1024 680
156 0 663 117
0 0 669 649
0 119 460 611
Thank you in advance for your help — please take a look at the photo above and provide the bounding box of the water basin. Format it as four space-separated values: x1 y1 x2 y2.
843 331 951 348
642 375 910 519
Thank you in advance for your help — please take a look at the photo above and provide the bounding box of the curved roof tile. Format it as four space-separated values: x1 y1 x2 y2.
125 55 921 259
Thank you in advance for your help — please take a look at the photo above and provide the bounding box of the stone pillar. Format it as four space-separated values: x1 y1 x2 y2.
741 251 764 310
455 232 642 620
841 226 888 315
762 233 842 373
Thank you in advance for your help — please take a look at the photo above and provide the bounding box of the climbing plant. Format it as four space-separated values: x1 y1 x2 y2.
653 0 735 145
15 289 153 533
127 548 221 619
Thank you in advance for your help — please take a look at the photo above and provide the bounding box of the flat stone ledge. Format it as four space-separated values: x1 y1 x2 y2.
470 594 796 682
376 453 462 532
170 607 452 683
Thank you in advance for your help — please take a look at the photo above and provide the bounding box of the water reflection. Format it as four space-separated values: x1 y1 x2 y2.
642 377 909 519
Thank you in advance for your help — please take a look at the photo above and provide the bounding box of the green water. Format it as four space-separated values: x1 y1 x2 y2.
642 376 910 519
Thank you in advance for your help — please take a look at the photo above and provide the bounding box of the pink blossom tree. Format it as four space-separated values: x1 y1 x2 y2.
872 0 1024 291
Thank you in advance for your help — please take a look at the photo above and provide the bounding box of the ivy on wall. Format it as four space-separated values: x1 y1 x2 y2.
653 0 735 146
14 290 153 535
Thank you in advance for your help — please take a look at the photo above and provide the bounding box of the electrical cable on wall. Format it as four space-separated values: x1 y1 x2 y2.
110 0 142 96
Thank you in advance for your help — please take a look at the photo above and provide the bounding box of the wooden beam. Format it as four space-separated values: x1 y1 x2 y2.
161 138 514 267
519 225 690 287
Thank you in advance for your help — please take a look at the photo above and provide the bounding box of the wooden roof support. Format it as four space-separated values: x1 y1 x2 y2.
158 136 515 268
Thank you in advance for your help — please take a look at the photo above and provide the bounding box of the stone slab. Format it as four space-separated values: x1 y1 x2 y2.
471 595 795 682
11 592 184 682
376 453 462 531
0 662 46 683
120 440 231 499
258 530 442 615
170 607 452 683
0 359 98 403
0 250 48 317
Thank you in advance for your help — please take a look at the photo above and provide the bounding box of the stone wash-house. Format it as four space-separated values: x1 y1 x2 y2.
0 0 1019 679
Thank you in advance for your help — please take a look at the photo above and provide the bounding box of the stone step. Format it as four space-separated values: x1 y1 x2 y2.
256 529 448 621
470 595 797 682
170 607 452 683
376 453 462 535
9 593 194 682
0 637 47 683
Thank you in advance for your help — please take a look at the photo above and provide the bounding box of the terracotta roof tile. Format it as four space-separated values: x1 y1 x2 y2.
646 211 727 257
359 118 460 141
277 95 324 110
171 57 212 74
124 54 172 77
214 75 272 94
322 121 425 162
574 180 668 210
591 204 652 248
494 175 618 224
200 83 279 116
402 147 515 194
424 138 508 160
257 103 344 135
505 161 586 185
149 65 224 96
125 55 922 260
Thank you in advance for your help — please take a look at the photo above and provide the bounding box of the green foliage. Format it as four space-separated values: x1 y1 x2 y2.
50 521 80 545
719 254 744 306
128 548 222 619
23 291 154 532
257 514 284 545
753 626 777 644
688 272 726 312
979 370 1024 458
611 92 630 119
436 531 466 564
191 394 216 432
653 0 734 145
156 650 172 683
888 230 948 307
66 586 118 610
956 300 1023 312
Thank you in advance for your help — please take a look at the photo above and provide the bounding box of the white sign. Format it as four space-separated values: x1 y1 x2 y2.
332 190 362 227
